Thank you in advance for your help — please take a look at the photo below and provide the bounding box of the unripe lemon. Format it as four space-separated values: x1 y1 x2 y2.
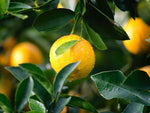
49 34 95 81
10 42 43 66
123 18 150 55
139 65 150 77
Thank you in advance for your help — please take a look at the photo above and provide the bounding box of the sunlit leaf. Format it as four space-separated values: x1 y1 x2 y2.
8 12 28 20
84 22 107 50
55 40 78 56
29 99 46 113
0 0 10 15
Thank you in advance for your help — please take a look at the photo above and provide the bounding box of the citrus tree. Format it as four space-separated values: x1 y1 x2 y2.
1 0 150 113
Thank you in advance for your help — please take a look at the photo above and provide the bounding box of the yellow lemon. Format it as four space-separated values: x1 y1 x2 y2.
49 34 95 81
123 18 150 55
10 42 43 66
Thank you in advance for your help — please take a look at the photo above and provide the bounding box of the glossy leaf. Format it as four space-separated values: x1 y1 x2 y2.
29 99 46 113
55 40 78 56
27 110 43 113
90 0 114 20
8 12 28 20
64 95 98 113
9 2 31 12
19 63 53 98
32 77 53 108
53 97 71 113
123 70 150 90
91 70 150 106
0 93 14 112
84 22 107 50
54 61 80 98
5 66 29 81
84 3 129 40
33 9 75 32
123 102 144 113
15 76 33 112
19 63 44 76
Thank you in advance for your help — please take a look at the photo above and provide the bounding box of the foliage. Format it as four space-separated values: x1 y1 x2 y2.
1 0 150 113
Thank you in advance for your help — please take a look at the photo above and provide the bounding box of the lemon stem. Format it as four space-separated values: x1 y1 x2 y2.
70 14 80 34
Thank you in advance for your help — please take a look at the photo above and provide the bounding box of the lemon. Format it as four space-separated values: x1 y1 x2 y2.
10 42 43 66
123 18 150 55
49 34 95 81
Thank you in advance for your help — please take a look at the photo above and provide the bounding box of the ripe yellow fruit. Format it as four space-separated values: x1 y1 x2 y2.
49 34 95 81
10 42 43 66
139 65 150 77
123 18 150 55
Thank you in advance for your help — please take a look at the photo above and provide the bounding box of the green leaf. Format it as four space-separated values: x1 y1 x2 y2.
80 0 86 15
138 0 150 25
53 97 71 113
84 22 107 50
8 12 28 20
0 0 10 15
27 110 43 113
91 0 114 20
63 95 98 113
19 63 54 100
84 3 129 40
9 2 31 12
5 66 29 81
91 70 150 105
123 102 144 113
32 78 53 108
55 40 78 56
0 93 14 112
29 99 46 113
33 9 75 32
6 66 53 108
15 76 33 112
123 70 150 90
19 63 44 76
53 61 80 98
